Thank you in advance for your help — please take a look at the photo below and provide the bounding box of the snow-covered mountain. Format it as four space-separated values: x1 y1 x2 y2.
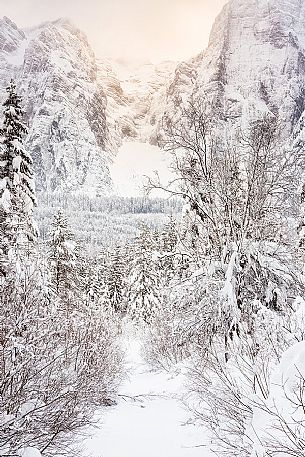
0 16 176 196
164 0 305 149
0 16 114 196
97 58 176 146
1 0 305 195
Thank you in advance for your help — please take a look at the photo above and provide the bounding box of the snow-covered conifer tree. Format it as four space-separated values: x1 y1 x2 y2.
159 215 178 282
128 224 161 323
0 80 35 207
79 254 104 306
0 80 36 277
48 210 80 302
105 245 127 314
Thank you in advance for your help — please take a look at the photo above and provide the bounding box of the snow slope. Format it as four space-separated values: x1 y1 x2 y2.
110 142 174 197
82 333 210 457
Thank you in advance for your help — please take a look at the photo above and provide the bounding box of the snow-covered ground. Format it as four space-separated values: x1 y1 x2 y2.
110 142 174 197
81 331 210 457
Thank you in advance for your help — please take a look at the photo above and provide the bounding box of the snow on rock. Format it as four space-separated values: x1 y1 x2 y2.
97 58 176 147
0 16 25 55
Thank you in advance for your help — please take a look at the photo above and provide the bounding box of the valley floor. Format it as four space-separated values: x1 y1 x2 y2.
81 329 210 457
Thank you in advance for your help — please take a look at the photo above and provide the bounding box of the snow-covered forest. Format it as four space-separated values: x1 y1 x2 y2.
35 193 181 249
2 0 305 456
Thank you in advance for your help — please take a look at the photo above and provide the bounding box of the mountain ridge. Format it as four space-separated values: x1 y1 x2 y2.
0 16 113 196
164 0 305 142
2 0 305 195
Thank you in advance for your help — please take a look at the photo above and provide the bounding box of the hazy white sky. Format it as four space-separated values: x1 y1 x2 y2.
0 0 227 62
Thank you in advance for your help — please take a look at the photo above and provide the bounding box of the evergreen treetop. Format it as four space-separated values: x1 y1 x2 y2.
0 79 35 211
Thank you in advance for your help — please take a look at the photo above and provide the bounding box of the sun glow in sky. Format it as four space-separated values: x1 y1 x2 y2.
0 0 227 62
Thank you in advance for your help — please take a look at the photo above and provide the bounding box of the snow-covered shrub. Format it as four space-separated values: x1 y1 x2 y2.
143 299 192 370
0 256 123 456
191 321 305 457
145 236 302 371
245 300 305 457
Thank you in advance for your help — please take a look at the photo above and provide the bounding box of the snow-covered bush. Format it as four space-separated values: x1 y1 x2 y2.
0 250 123 456
169 245 305 456
143 299 191 370
246 300 305 457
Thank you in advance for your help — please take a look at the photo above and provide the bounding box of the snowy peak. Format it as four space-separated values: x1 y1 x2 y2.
0 17 113 196
164 0 305 151
25 18 93 69
0 17 25 54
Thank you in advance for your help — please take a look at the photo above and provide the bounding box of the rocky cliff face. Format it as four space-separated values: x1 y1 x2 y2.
97 58 176 146
164 0 305 148
0 17 113 196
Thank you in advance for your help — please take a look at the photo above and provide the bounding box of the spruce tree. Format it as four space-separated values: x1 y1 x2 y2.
79 254 103 306
128 224 161 323
105 245 127 314
159 215 178 283
0 80 36 277
48 210 80 302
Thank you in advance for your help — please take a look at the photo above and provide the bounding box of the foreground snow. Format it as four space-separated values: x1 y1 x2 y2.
81 332 210 457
